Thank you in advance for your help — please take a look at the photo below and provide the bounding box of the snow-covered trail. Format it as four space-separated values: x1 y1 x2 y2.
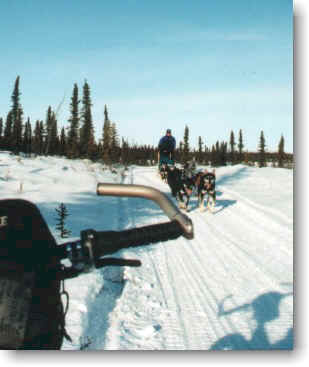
0 153 293 350
98 165 293 350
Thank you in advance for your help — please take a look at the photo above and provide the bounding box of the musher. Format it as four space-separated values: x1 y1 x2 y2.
158 129 176 168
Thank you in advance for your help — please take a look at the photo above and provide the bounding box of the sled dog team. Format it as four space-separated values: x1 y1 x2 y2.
160 163 216 213
158 128 216 212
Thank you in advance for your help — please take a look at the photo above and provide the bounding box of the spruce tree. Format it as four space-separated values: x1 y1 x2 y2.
59 127 67 156
183 125 190 163
210 145 216 167
43 107 59 155
22 117 32 156
126 140 133 165
67 83 80 158
80 80 95 158
96 140 103 161
198 136 203 164
258 130 266 168
3 111 13 151
110 122 120 163
102 104 111 164
11 76 23 154
50 111 59 155
278 135 285 168
55 203 71 238
229 130 236 165
214 141 220 166
33 120 44 155
27 118 32 156
238 129 244 163
121 138 129 166
39 121 45 153
220 141 228 166
44 106 53 155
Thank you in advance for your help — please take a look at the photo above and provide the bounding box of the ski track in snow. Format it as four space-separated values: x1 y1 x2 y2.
0 153 293 350
113 166 293 350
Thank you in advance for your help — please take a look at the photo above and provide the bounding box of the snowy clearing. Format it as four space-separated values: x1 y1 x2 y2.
0 152 293 350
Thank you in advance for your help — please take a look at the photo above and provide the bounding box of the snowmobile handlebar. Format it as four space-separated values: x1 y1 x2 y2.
96 183 193 238
57 220 184 278
57 183 194 279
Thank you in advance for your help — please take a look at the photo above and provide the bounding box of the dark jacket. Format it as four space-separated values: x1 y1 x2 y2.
158 135 176 155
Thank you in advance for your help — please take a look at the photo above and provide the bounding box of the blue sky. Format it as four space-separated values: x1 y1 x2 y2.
0 0 293 152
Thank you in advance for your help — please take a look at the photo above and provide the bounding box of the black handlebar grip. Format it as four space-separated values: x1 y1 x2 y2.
87 220 184 259
95 258 141 267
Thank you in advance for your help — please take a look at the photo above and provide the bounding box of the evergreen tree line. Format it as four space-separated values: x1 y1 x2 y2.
0 77 123 163
0 76 293 168
174 125 292 168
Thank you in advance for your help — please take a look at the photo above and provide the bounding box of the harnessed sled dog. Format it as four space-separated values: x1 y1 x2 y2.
159 163 169 183
195 169 216 212
166 164 196 212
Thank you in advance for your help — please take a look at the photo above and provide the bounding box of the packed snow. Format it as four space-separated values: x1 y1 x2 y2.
0 151 293 350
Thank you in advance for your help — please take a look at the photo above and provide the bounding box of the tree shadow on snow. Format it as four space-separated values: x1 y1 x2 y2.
216 166 251 186
210 290 293 350
214 198 237 214
184 191 236 214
